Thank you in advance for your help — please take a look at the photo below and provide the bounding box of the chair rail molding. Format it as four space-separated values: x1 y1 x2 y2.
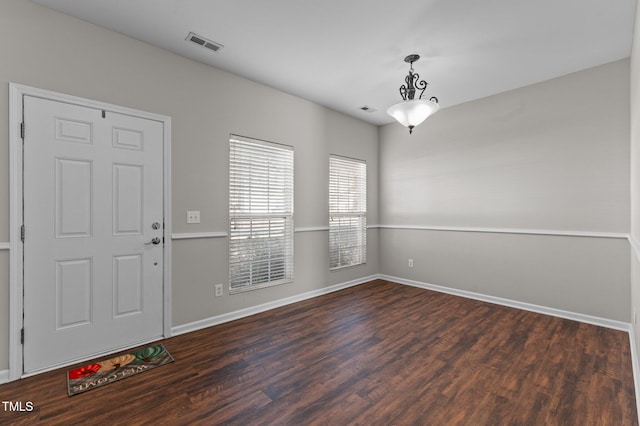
378 224 628 239
171 232 228 240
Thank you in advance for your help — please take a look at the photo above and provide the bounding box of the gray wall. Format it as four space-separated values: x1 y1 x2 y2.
0 0 379 370
379 59 631 321
630 0 640 365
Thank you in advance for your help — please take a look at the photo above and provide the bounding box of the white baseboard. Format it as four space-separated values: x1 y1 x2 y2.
629 325 640 423
171 274 378 336
173 272 631 335
0 369 8 384
379 274 631 332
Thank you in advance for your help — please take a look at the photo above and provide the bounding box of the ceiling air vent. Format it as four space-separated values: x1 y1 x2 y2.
186 32 224 53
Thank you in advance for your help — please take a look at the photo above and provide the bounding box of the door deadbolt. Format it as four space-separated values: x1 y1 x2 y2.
151 222 161 230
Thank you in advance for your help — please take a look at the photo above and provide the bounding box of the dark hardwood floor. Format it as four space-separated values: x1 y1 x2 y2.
0 279 636 425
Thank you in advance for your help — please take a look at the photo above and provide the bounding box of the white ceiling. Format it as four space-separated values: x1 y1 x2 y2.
33 0 637 125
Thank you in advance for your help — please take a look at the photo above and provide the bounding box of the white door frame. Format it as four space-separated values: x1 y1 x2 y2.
8 83 172 381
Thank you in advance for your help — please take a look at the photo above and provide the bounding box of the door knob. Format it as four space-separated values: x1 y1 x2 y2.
145 237 161 245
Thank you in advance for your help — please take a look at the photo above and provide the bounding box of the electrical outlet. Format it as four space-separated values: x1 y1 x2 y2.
408 258 414 268
187 210 200 224
215 284 223 297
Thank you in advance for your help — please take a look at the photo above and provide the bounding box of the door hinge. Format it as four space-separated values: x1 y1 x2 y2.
20 225 25 242
20 328 24 345
20 122 24 140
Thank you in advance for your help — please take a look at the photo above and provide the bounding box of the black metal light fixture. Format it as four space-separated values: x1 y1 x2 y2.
387 54 439 134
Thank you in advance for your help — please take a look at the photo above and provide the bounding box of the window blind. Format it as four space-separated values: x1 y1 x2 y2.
329 155 366 269
229 135 294 292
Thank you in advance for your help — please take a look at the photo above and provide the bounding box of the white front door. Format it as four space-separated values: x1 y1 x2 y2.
22 95 165 374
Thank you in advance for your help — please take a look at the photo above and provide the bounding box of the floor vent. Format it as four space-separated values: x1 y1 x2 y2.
186 32 224 53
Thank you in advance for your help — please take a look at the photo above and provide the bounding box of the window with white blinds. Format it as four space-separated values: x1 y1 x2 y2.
329 155 366 270
229 135 294 293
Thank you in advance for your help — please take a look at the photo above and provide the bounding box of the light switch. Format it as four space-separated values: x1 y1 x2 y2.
187 210 200 224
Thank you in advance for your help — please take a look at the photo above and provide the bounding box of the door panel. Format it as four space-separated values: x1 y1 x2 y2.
23 96 164 374
55 158 93 237
113 163 143 235
55 258 93 329
113 254 143 317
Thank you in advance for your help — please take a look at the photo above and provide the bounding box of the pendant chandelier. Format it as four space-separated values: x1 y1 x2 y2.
387 54 439 134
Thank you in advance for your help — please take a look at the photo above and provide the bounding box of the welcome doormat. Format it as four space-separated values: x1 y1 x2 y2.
67 344 174 396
